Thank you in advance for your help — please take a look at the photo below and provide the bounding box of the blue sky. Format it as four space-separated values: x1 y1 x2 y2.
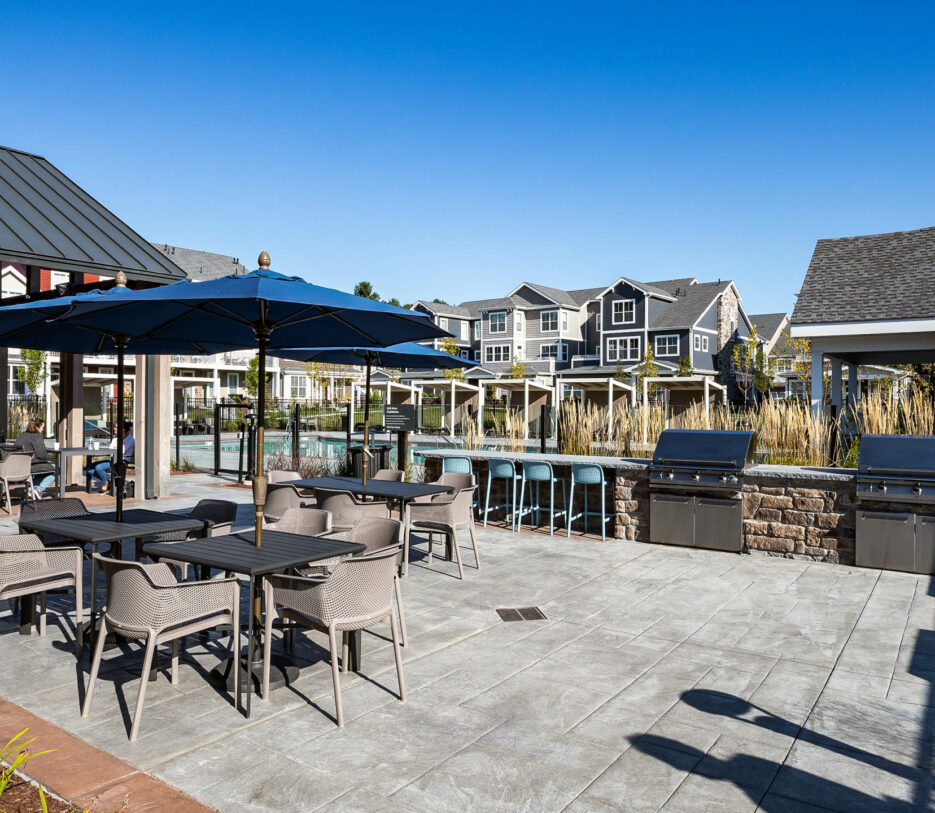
5 2 935 315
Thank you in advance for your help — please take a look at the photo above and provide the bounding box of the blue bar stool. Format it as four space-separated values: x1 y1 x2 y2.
517 461 567 536
443 456 479 515
483 459 522 531
567 463 612 541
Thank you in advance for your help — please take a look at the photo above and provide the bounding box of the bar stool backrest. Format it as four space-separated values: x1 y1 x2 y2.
441 457 472 474
572 463 604 485
489 460 516 479
523 462 554 482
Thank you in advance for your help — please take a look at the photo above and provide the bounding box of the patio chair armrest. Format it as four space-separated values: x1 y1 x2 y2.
206 520 232 537
266 572 330 620
161 578 241 615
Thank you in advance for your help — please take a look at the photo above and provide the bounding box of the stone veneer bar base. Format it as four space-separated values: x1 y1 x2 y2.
422 450 861 566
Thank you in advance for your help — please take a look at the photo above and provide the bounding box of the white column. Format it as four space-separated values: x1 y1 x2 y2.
449 381 456 439
642 376 649 446
830 358 843 407
477 383 485 435
703 377 710 427
846 362 859 414
810 348 824 413
523 381 530 440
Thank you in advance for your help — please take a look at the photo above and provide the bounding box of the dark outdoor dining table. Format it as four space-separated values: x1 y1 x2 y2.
143 530 364 717
286 475 452 514
16 508 209 644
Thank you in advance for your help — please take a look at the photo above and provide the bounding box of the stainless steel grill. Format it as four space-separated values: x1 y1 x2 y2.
649 429 755 553
856 434 935 574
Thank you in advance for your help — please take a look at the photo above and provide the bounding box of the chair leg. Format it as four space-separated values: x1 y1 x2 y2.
601 484 606 542
549 480 555 536
341 632 349 674
567 482 575 538
517 477 525 531
74 576 84 655
171 640 180 685
328 626 344 727
39 593 47 637
82 619 109 718
483 476 492 527
130 636 158 741
394 575 408 647
3 480 10 514
468 520 480 570
262 593 274 700
232 603 241 703
427 533 433 566
451 530 464 580
390 612 406 702
403 526 411 577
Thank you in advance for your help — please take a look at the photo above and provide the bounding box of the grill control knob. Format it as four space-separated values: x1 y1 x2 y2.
692 473 700 481
913 484 923 495
666 471 674 480
719 474 728 483
877 484 887 493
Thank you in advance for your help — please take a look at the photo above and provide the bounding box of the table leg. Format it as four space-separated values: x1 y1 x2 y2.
245 574 255 717
347 629 362 672
18 594 35 635
58 455 65 499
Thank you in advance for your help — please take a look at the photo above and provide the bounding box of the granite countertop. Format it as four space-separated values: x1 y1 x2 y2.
420 448 858 481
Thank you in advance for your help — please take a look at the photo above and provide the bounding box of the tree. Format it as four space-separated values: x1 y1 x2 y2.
732 325 760 404
16 349 48 394
245 355 273 400
385 297 401 307
354 281 380 300
509 357 529 379
635 346 659 399
754 343 774 399
441 336 464 381
614 358 629 385
431 297 449 305
676 356 694 377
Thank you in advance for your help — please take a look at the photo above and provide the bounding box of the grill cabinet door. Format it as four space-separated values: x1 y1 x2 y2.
856 511 915 572
650 493 693 546
694 497 743 552
915 516 935 575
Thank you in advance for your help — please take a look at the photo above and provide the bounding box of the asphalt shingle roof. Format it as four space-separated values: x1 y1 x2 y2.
645 277 698 297
414 300 475 318
650 281 732 330
568 287 604 305
792 226 935 324
748 312 788 343
518 282 578 307
150 244 247 280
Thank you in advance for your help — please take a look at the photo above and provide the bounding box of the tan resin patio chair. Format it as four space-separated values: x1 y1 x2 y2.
263 484 309 523
314 488 390 533
0 535 82 652
268 469 301 483
262 545 405 726
138 499 239 578
372 469 404 482
19 498 92 550
0 454 34 513
82 554 241 741
407 484 479 579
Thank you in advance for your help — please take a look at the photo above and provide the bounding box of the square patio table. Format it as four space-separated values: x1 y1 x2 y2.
286 476 452 506
47 447 111 498
17 509 208 642
143 530 365 717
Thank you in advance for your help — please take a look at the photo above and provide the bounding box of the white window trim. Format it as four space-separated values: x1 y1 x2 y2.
612 299 635 325
489 311 507 334
561 311 568 331
460 321 468 340
538 343 559 360
702 335 709 352
459 349 469 359
473 321 481 340
541 309 559 333
607 336 640 363
595 312 602 332
439 317 448 331
485 344 512 363
560 341 568 362
473 349 480 361
655 334 680 357
515 312 524 332
693 334 701 351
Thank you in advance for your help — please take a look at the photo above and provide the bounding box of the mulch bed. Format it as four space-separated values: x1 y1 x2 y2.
2 775 73 813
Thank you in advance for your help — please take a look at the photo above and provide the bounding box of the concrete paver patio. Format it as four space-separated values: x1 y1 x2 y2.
2 473 934 811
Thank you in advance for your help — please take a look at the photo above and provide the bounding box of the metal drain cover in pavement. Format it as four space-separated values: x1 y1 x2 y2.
496 607 547 622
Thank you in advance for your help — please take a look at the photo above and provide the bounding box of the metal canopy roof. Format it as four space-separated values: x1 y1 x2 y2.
0 146 186 283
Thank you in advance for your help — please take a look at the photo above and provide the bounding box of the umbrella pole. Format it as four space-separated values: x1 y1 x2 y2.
362 356 371 486
254 329 270 548
114 336 127 522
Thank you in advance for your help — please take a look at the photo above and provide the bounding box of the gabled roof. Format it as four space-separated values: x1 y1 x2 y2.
150 244 247 281
650 280 734 330
792 226 935 325
460 297 515 314
748 312 789 343
597 276 675 301
645 277 698 297
509 282 578 307
568 286 604 305
0 146 186 282
414 300 475 318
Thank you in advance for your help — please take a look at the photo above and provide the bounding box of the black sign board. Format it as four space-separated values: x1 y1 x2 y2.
384 403 417 432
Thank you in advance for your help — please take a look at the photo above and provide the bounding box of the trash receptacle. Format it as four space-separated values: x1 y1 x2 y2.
349 444 391 478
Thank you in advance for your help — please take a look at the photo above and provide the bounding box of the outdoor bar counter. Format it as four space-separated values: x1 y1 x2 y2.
420 449 859 565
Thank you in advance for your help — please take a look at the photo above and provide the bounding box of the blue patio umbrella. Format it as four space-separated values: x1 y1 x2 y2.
271 342 474 453
0 254 449 526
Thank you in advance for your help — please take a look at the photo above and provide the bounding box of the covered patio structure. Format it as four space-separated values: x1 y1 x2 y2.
0 146 186 496
642 376 726 441
556 376 635 435
410 378 482 438
488 378 553 439
365 377 421 406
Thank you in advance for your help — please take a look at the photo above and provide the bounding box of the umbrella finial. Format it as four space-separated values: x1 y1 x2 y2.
258 251 271 269
115 271 128 288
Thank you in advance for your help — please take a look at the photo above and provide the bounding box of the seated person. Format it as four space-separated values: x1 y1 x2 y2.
87 421 134 493
15 418 56 498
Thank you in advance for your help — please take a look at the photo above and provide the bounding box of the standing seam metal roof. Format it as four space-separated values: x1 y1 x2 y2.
0 146 186 281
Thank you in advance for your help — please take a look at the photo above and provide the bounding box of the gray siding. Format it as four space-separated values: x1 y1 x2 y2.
695 301 718 333
647 297 669 326
690 331 717 371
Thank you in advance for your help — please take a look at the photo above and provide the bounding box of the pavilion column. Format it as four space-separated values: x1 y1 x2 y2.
830 358 843 407
703 377 711 427
810 348 824 414
58 353 84 485
477 382 484 436
136 354 171 499
846 362 859 416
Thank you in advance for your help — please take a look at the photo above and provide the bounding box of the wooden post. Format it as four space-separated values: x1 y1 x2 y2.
397 430 408 474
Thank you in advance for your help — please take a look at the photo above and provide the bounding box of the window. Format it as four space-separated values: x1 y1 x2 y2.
10 366 25 396
613 300 635 324
702 336 709 352
489 311 507 334
474 350 480 361
561 311 568 331
460 321 468 340
439 317 448 332
290 374 307 398
515 311 524 333
459 349 469 359
226 373 239 391
473 321 481 340
595 312 602 331
694 334 701 351
541 310 558 332
539 343 558 359
560 342 568 361
655 334 679 356
606 337 639 362
485 345 511 363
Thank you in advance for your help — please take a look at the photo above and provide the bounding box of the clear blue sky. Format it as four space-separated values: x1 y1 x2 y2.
5 2 935 315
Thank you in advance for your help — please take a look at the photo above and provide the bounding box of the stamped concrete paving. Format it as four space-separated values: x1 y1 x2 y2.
2 473 934 811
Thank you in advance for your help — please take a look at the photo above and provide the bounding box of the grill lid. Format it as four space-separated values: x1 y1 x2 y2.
858 434 935 477
652 429 756 470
